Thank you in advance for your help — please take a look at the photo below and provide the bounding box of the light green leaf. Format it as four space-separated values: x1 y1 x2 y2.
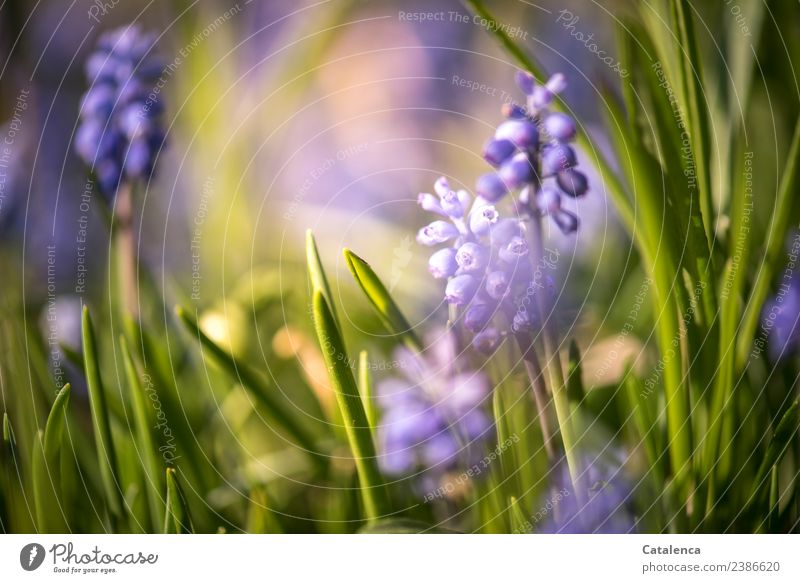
32 383 71 533
163 467 194 534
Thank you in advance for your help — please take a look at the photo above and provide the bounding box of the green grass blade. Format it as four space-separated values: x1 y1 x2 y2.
82 306 125 525
737 118 800 368
509 496 530 534
312 290 391 521
343 248 421 351
246 485 283 534
175 306 325 470
163 467 194 534
32 383 71 533
3 412 14 447
120 336 164 531
752 402 800 499
357 350 377 431
306 229 341 329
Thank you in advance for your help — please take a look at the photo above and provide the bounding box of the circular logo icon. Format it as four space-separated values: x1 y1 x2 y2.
20 543 46 571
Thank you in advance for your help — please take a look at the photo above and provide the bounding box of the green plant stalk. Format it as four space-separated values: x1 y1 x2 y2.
343 248 422 351
527 216 584 503
736 118 800 369
115 182 139 317
82 306 125 527
306 229 341 329
120 336 164 531
513 332 557 463
32 384 71 533
312 291 391 521
357 350 377 431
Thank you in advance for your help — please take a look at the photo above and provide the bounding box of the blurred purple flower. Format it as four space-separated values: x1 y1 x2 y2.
762 275 800 360
74 25 166 197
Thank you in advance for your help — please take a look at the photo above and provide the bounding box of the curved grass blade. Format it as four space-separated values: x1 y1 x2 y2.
306 229 341 329
312 290 391 521
737 118 800 368
175 306 325 471
163 467 194 534
357 350 377 431
509 496 531 534
120 335 164 531
32 383 71 533
750 402 800 504
82 306 125 526
343 248 421 351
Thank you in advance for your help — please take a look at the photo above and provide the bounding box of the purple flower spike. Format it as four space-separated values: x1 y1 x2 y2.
515 70 536 95
557 169 589 197
485 270 510 300
417 220 460 245
476 172 508 202
499 152 536 189
544 112 577 142
541 144 577 176
428 248 458 279
445 274 478 305
495 119 539 149
456 242 489 273
483 138 516 168
469 204 499 237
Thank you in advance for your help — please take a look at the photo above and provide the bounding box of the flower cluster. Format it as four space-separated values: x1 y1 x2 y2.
762 275 800 360
417 176 557 350
376 330 493 485
477 71 588 233
74 25 165 196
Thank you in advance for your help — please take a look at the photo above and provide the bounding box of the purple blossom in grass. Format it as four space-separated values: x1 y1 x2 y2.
762 275 800 359
74 25 166 197
376 331 493 484
476 70 589 234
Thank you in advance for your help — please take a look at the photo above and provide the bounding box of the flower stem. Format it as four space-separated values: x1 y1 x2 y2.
527 214 585 503
115 182 139 317
514 332 557 462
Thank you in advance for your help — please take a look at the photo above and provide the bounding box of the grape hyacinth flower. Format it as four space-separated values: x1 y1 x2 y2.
74 25 165 197
376 330 493 492
477 71 588 234
417 176 559 350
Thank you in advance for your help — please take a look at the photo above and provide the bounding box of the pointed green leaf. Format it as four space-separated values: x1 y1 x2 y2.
312 290 390 521
343 248 421 351
82 306 124 525
509 496 531 534
306 229 340 329
163 467 194 534
33 383 71 532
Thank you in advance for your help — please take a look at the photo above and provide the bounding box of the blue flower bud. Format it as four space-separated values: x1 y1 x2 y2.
418 192 445 215
428 248 458 279
529 85 553 111
434 176 450 197
124 138 152 177
499 236 529 263
498 151 536 189
501 103 528 119
537 185 561 214
476 172 508 202
421 433 459 467
556 169 589 197
464 300 492 332
440 189 464 218
552 209 579 234
541 144 576 176
472 328 501 354
546 73 567 94
482 138 516 167
456 242 489 273
543 112 576 142
417 220 460 245
469 204 499 237
490 219 523 246
495 120 539 149
515 70 536 95
485 270 510 300
445 274 478 305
